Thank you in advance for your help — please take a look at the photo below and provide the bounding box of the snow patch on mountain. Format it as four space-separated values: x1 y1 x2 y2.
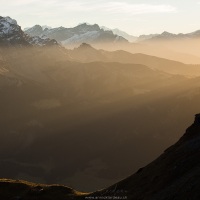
28 36 57 46
4 17 17 25
0 16 19 36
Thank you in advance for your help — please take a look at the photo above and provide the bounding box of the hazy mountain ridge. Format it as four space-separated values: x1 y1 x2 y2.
101 26 137 42
136 30 200 42
22 19 200 64
69 43 200 77
143 30 200 41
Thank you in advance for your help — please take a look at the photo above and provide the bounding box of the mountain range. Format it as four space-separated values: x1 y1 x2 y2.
2 15 200 64
25 23 128 48
141 30 200 42
23 19 200 64
25 23 200 44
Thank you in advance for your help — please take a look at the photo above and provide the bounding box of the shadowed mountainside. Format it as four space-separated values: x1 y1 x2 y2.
89 113 200 199
1 114 200 200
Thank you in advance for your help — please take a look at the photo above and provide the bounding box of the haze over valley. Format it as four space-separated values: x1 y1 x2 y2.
1 4 200 198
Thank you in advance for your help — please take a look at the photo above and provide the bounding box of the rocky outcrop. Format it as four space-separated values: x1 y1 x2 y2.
0 16 30 46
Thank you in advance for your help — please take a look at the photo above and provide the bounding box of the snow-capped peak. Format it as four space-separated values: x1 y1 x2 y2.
4 16 17 25
0 16 20 36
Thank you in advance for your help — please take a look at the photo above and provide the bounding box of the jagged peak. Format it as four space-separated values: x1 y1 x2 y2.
194 113 200 124
176 113 200 144
26 24 43 31
3 16 17 25
161 31 174 36
0 16 19 33
77 43 95 50
75 23 100 31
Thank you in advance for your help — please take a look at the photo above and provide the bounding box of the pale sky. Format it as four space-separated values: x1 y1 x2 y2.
1 0 200 36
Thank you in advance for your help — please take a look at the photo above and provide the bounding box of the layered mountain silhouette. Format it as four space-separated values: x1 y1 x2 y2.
1 114 200 200
9 16 200 63
1 16 200 192
69 43 200 77
139 30 200 42
1 44 200 191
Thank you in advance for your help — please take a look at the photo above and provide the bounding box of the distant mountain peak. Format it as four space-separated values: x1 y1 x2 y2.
25 24 43 37
75 23 101 32
78 43 94 49
101 26 137 42
3 16 17 25
161 31 174 36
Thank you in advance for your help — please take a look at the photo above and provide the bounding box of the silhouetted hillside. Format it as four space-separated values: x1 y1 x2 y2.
89 114 200 199
69 44 200 77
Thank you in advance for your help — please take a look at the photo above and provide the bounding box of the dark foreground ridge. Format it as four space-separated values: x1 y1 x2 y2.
1 114 200 200
0 179 87 200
